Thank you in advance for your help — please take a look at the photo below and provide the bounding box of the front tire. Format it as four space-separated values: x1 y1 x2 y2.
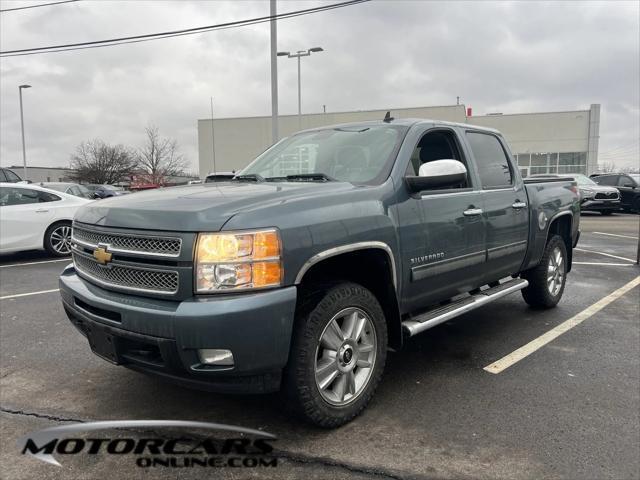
283 282 387 428
521 235 567 308
44 221 72 257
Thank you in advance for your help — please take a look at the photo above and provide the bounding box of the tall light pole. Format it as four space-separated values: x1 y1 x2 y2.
277 47 323 127
269 0 279 143
19 84 31 180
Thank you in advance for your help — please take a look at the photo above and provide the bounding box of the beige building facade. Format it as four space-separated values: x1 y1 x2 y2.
198 104 600 178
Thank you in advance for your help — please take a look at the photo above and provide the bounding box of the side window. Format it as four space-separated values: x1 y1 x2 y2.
466 132 513 188
406 130 470 189
38 191 61 202
618 176 635 188
5 170 21 182
0 170 7 182
595 175 617 186
0 187 39 206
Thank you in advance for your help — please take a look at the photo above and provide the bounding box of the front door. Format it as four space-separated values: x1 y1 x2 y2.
396 127 487 313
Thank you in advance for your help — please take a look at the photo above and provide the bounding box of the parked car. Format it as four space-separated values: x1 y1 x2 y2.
204 172 235 183
0 183 91 256
59 118 580 427
529 173 620 215
0 168 23 183
590 173 640 213
85 184 130 199
40 182 93 199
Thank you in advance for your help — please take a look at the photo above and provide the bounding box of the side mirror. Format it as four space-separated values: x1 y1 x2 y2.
405 159 468 193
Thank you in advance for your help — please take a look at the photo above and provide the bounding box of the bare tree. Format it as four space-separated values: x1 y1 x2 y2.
597 161 618 173
69 139 137 184
136 125 188 184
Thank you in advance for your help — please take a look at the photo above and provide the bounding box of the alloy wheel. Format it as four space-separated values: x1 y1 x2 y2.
314 307 377 406
547 246 564 296
50 225 72 255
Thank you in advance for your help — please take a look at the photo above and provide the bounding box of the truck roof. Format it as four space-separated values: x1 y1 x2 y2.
294 118 501 135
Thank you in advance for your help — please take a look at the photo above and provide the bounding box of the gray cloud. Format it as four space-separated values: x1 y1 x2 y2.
1 0 638 171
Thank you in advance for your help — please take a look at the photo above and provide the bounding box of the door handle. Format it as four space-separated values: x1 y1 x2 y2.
463 208 483 216
512 202 527 209
35 209 49 213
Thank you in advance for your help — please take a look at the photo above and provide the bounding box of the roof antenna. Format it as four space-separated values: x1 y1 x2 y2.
383 111 394 123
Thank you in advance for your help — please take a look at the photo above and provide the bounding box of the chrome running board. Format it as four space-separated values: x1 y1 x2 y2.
401 278 529 337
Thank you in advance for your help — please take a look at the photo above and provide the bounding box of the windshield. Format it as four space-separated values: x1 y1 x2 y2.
573 174 597 186
239 125 407 184
43 184 66 192
77 185 92 198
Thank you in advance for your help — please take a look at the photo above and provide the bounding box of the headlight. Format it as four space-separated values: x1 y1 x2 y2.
195 229 282 292
580 188 595 199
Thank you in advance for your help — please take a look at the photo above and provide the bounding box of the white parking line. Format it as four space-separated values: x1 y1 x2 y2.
593 232 639 240
0 258 70 268
573 262 635 266
484 275 640 374
574 248 635 263
0 289 60 300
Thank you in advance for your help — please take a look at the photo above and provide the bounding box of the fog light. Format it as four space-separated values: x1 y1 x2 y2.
198 349 234 366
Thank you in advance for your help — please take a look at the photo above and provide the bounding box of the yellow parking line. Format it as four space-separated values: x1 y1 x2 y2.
0 289 60 300
484 276 640 374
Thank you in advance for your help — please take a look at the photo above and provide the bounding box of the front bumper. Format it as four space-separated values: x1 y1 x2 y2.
59 265 297 393
580 199 620 212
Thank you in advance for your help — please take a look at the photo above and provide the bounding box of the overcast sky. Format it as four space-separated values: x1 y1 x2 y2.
1 0 638 173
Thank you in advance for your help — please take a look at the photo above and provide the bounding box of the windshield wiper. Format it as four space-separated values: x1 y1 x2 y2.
232 174 264 182
283 173 336 182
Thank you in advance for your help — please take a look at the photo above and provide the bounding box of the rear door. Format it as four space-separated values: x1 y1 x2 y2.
616 175 637 209
396 126 486 312
464 131 529 280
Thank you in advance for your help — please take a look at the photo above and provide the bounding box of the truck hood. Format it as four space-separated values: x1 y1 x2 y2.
74 181 357 232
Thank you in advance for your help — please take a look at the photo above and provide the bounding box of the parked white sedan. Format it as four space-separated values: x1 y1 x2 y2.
0 182 91 256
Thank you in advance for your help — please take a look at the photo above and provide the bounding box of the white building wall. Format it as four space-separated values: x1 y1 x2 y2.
467 110 590 154
198 104 600 177
198 105 466 176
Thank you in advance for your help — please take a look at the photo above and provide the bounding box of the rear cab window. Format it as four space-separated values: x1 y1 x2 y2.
466 132 514 189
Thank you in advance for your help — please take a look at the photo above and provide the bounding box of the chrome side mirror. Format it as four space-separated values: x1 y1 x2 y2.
406 159 468 192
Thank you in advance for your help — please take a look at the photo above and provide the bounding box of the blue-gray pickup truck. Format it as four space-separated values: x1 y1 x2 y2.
60 117 580 427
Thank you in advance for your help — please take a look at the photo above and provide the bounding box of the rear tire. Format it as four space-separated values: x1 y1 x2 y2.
44 221 72 257
521 235 567 308
283 282 387 428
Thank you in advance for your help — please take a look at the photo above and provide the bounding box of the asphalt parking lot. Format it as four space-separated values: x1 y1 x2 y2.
1 214 638 480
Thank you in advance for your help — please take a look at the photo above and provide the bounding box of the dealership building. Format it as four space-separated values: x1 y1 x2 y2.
198 103 600 179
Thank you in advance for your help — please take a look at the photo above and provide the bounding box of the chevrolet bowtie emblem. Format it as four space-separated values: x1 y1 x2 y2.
93 246 113 265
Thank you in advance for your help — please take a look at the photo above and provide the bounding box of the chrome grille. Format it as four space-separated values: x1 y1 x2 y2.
72 224 181 257
73 252 179 295
595 192 619 200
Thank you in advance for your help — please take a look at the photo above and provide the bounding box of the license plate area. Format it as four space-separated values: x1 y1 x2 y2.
86 324 120 364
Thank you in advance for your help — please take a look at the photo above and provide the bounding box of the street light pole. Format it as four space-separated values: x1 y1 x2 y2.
297 54 302 118
269 0 279 143
277 47 323 128
18 84 31 180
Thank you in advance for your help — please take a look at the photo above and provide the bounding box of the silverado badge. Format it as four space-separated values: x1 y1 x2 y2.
93 245 113 265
